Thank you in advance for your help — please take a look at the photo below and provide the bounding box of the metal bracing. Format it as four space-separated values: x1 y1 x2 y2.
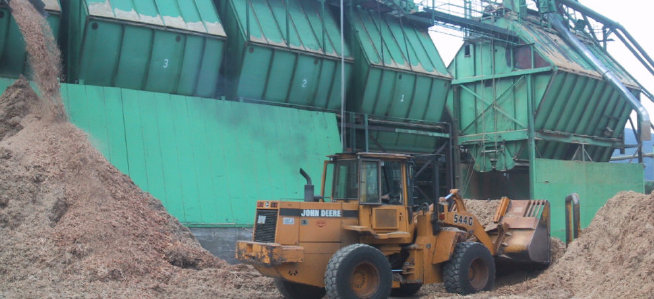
452 66 552 84
338 112 451 152
459 79 528 133
337 112 455 195
459 130 621 149
536 131 620 148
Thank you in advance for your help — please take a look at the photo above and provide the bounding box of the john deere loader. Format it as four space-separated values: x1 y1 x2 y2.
236 153 550 298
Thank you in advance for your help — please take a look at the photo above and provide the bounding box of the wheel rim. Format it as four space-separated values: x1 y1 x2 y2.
350 261 380 298
468 258 489 290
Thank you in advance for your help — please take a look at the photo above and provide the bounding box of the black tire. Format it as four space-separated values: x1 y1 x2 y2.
390 283 423 297
443 242 495 295
274 278 326 299
324 244 392 299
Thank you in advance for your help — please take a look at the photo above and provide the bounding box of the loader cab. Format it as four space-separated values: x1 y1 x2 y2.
322 153 411 204
321 153 415 241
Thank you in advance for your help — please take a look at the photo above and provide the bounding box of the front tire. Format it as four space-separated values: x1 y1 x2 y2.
324 244 391 299
443 242 495 295
275 278 326 299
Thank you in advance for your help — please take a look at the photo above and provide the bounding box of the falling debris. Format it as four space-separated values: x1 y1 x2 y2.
7 0 64 120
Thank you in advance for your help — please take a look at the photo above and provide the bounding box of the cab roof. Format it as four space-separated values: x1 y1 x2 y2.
329 152 413 160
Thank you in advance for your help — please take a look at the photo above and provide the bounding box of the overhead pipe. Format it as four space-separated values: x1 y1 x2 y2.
561 0 654 80
415 8 519 42
559 1 654 126
611 152 654 162
545 13 652 141
612 30 654 77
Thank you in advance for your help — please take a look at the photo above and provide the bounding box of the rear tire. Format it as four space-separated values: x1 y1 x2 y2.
443 242 495 295
275 278 326 299
390 283 422 297
324 244 392 299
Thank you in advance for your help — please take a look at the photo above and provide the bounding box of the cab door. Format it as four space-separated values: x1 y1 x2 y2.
359 160 409 234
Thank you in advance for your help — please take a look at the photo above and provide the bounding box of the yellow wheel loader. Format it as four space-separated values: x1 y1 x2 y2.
236 153 550 298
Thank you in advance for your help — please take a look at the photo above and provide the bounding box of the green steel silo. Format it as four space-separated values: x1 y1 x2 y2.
218 0 352 110
449 13 638 173
65 0 226 98
346 5 452 152
447 2 645 238
0 0 61 77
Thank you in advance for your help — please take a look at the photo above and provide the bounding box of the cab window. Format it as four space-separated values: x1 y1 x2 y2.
322 162 334 202
381 161 403 205
359 160 381 204
334 160 357 201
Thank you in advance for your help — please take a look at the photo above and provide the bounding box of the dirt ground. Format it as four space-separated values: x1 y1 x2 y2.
3 2 653 299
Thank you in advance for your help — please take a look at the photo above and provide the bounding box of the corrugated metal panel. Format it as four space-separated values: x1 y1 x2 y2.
222 0 349 57
66 0 225 97
39 80 342 226
84 0 225 35
0 1 61 77
349 9 449 77
516 19 637 88
219 0 352 109
534 73 631 161
43 0 61 11
533 158 643 240
346 8 451 153
450 16 635 171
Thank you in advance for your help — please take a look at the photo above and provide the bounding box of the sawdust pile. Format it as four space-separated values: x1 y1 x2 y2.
512 191 654 298
0 3 276 298
0 78 276 298
424 193 652 298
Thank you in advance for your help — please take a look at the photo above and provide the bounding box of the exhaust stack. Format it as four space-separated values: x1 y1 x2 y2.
299 168 315 202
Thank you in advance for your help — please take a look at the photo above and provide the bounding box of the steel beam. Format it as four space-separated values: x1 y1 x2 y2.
411 9 519 41
458 130 528 145
536 131 620 148
452 66 553 85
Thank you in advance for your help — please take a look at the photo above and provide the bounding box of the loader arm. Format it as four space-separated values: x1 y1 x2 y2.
441 190 496 255
441 190 551 264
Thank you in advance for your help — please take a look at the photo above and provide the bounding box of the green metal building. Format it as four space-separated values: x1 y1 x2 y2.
446 1 646 238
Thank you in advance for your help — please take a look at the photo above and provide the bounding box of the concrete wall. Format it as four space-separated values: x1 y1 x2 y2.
190 227 252 263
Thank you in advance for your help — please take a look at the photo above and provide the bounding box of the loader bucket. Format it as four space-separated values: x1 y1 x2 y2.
498 200 550 264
